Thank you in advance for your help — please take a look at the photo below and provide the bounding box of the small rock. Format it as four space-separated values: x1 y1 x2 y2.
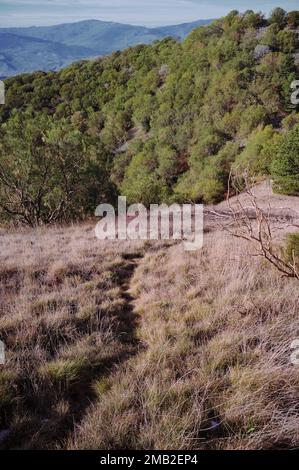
293 52 299 66
158 64 168 77
254 44 271 60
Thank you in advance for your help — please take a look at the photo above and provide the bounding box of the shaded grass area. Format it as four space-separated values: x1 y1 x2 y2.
0 224 145 449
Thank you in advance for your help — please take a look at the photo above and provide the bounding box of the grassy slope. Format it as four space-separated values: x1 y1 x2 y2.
0 224 146 448
69 233 299 450
0 186 298 450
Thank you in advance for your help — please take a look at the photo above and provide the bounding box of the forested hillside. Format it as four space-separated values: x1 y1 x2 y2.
0 8 299 226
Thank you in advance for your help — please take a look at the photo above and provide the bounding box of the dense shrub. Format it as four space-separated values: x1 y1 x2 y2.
0 111 116 225
234 126 276 175
271 124 299 195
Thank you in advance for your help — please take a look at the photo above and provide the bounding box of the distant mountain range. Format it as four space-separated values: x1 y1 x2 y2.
0 19 211 78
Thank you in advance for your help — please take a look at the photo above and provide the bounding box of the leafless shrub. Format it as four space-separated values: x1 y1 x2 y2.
208 174 299 281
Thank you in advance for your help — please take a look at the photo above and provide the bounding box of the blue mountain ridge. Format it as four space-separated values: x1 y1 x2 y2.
0 19 212 78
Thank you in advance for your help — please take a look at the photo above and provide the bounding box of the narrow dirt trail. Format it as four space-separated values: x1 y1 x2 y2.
18 251 147 450
64 245 176 449
114 251 145 348
61 252 147 444
19 243 173 450
57 251 147 448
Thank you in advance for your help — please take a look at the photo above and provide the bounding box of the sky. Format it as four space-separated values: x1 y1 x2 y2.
0 0 298 28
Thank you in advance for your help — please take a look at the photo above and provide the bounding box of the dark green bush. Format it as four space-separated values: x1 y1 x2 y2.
271 124 299 196
285 233 299 264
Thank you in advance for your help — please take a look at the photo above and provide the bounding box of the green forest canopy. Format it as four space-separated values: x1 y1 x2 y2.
0 8 299 225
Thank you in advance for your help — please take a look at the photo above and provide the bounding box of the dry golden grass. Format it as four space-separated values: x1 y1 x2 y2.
0 195 299 450
0 223 148 449
68 231 299 450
